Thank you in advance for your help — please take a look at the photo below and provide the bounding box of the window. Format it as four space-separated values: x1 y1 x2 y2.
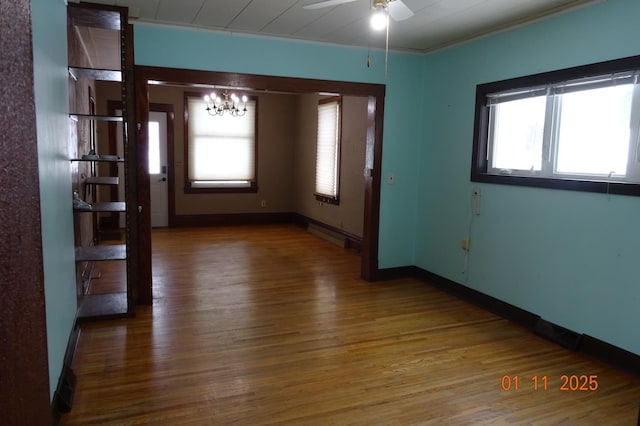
184 93 257 192
315 97 342 204
148 121 160 174
472 56 640 196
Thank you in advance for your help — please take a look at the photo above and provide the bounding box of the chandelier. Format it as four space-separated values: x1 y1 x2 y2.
203 91 248 117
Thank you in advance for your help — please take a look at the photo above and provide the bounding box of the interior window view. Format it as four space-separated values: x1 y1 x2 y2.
4 0 640 424
186 93 257 190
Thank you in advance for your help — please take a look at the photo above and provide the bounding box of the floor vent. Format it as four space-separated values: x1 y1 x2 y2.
533 318 582 351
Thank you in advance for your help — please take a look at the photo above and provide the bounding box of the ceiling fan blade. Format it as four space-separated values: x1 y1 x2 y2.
388 0 414 21
303 0 358 10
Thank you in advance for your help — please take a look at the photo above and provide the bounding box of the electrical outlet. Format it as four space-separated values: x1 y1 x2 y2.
461 238 470 251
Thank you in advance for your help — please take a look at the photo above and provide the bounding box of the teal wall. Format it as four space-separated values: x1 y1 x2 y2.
31 0 77 398
134 25 422 267
417 0 640 355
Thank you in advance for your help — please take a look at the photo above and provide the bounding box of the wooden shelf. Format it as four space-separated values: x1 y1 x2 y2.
91 202 126 212
68 3 136 323
74 202 126 213
75 244 126 262
77 293 129 320
68 67 122 82
85 176 119 186
71 157 124 163
69 113 123 122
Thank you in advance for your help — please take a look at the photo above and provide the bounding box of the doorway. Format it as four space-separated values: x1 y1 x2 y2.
134 66 385 304
148 109 172 227
111 103 174 229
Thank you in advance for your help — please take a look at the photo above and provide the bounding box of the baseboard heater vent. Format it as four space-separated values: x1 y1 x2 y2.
533 318 582 351
307 223 347 248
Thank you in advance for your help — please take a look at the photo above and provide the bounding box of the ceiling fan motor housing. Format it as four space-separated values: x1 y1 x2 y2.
372 0 388 9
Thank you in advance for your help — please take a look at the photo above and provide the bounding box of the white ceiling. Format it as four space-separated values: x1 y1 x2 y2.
81 0 599 53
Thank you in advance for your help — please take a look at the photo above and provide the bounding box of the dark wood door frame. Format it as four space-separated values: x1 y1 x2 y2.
134 66 385 300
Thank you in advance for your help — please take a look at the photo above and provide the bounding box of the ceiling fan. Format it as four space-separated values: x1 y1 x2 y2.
304 0 414 73
303 0 414 22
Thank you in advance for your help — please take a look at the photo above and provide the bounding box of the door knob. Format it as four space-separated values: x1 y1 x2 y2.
160 177 167 182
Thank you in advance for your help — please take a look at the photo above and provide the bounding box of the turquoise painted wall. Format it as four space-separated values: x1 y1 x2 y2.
31 0 77 398
134 25 422 268
417 0 640 355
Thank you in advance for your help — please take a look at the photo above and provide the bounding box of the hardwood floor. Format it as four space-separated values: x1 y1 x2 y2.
62 224 640 425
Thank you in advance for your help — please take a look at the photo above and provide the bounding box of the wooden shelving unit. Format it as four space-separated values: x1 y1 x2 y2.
68 2 136 321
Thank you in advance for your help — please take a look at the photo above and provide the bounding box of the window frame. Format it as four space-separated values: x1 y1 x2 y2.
471 55 640 197
183 91 259 194
314 96 343 205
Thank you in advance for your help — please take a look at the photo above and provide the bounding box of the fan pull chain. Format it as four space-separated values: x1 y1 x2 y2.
367 34 372 68
385 12 389 78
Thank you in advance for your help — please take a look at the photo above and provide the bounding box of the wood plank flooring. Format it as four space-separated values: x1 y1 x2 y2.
61 224 640 425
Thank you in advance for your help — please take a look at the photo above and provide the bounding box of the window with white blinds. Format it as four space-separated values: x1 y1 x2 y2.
486 73 640 181
472 55 640 196
186 95 257 191
315 98 341 203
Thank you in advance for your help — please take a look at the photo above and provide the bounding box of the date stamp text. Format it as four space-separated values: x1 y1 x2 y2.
501 375 599 391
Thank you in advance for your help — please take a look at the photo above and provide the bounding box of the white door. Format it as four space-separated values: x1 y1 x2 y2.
117 110 169 228
148 111 169 227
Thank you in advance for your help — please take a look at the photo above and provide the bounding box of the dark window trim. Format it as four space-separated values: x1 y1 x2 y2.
183 91 259 194
314 96 342 205
471 54 640 197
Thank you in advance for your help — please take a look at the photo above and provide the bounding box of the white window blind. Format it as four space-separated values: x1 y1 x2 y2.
486 72 640 182
315 100 340 199
187 96 256 187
